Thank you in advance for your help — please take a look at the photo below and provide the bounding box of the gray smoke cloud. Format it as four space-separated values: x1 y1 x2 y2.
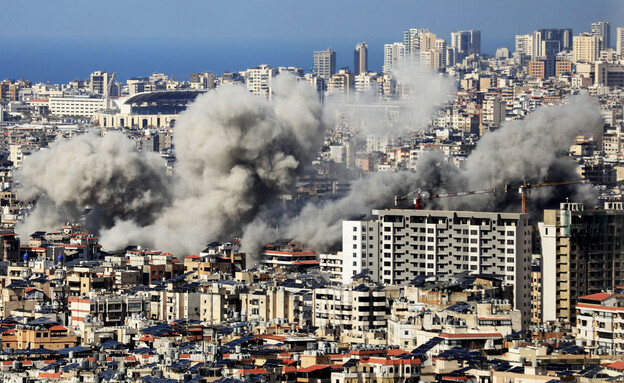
16 66 602 266
259 96 603 252
98 75 325 261
279 153 459 249
326 63 456 136
16 132 172 236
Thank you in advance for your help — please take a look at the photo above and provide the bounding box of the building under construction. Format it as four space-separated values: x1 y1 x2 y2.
539 201 624 326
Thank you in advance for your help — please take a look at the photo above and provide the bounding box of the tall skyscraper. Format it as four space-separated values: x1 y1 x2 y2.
515 34 535 57
313 49 336 80
533 29 573 56
451 30 481 62
383 42 407 73
354 42 368 75
403 28 430 55
618 27 624 56
573 33 600 63
591 21 611 50
90 71 114 95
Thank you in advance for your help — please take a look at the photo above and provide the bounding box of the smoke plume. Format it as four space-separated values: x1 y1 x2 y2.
16 66 602 265
327 63 456 136
267 96 603 252
16 132 172 235
98 75 325 260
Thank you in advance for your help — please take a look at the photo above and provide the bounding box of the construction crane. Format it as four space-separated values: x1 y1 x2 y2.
395 188 496 210
104 72 116 111
513 179 586 214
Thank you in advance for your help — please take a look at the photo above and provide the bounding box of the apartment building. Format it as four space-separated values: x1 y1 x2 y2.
242 64 277 97
68 294 147 327
575 292 624 354
1 323 78 351
319 252 343 285
313 283 387 333
48 96 106 117
539 202 624 325
260 241 317 269
313 49 336 81
573 34 601 63
240 287 308 326
343 209 532 326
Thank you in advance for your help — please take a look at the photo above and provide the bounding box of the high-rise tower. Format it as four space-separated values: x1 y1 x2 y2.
354 42 368 75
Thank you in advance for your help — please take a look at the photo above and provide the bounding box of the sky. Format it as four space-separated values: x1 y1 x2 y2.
0 0 623 83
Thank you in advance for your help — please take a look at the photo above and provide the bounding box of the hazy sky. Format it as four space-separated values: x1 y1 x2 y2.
1 0 623 82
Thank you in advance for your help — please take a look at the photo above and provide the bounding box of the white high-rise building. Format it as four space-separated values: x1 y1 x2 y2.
342 208 532 327
403 28 431 55
242 64 277 97
573 33 601 63
354 72 380 95
617 27 624 56
515 34 535 57
313 49 336 80
89 71 114 95
383 42 407 73
451 30 481 62
592 21 611 50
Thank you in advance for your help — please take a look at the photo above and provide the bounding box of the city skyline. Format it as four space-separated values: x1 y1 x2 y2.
0 0 623 83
